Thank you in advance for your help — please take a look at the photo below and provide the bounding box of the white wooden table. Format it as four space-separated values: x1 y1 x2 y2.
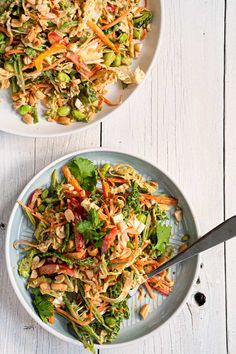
1 1 236 353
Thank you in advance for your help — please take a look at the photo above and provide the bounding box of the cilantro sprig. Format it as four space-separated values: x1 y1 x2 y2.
151 223 172 253
68 157 97 191
31 288 54 323
77 208 106 244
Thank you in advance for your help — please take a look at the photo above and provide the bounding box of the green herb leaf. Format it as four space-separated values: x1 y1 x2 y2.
78 81 98 105
31 288 54 323
123 182 140 220
40 252 93 266
151 223 172 253
77 208 105 241
68 157 97 191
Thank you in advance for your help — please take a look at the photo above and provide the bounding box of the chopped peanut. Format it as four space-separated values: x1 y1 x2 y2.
140 304 150 320
51 283 67 291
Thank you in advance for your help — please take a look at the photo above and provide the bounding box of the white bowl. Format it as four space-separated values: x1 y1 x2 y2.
0 1 163 138
6 149 200 349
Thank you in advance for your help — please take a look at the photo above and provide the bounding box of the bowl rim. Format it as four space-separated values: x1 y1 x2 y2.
0 0 164 139
5 147 200 349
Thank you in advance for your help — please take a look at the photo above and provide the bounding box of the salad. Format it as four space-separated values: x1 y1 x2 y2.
0 0 153 125
14 157 185 353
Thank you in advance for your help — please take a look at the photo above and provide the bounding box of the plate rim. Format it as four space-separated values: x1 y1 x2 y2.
5 147 200 349
0 0 164 138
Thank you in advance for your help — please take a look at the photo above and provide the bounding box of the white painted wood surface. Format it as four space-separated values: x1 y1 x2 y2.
0 0 234 353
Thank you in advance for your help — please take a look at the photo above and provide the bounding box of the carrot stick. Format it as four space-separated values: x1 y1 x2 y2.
87 20 119 54
63 165 82 192
22 63 35 71
140 193 178 206
48 315 55 324
106 177 127 183
101 6 133 30
5 49 24 56
29 57 66 75
55 307 92 326
144 282 156 299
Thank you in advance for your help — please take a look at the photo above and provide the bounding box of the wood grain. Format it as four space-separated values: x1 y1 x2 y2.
101 1 226 354
225 1 236 353
0 0 231 353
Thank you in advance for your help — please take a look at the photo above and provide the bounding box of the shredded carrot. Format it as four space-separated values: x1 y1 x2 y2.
35 83 51 89
106 177 127 184
97 303 109 312
87 20 119 54
101 6 133 30
48 315 55 324
30 57 66 75
56 307 92 326
136 259 159 266
103 203 111 221
89 64 102 77
140 193 178 206
13 239 38 250
141 29 148 40
31 211 49 225
5 49 24 57
144 282 156 299
103 95 122 106
57 96 63 107
141 241 150 251
43 221 67 233
22 63 35 71
98 209 108 221
34 43 66 72
63 165 82 192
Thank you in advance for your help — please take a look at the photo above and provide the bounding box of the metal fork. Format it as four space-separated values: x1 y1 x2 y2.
129 215 236 297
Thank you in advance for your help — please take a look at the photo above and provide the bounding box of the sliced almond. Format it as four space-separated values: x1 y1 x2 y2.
40 282 51 291
56 225 65 239
175 208 183 222
51 283 67 291
22 113 33 124
57 117 71 125
30 270 38 279
64 209 75 222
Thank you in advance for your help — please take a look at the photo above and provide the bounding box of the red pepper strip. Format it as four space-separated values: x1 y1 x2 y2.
74 230 85 252
67 53 93 77
28 189 41 209
101 226 118 253
102 180 110 198
38 264 77 277
48 31 68 46
107 3 116 13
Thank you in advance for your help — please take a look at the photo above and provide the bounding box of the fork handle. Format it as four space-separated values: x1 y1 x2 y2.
147 215 236 279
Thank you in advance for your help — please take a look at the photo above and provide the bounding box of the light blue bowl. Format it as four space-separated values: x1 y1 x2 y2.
5 149 200 349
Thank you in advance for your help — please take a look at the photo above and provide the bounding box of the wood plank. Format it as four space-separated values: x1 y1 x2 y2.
35 126 100 171
100 0 226 354
0 126 100 354
225 1 236 353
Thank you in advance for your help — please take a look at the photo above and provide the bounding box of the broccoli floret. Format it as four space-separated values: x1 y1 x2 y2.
133 10 153 29
18 249 37 278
